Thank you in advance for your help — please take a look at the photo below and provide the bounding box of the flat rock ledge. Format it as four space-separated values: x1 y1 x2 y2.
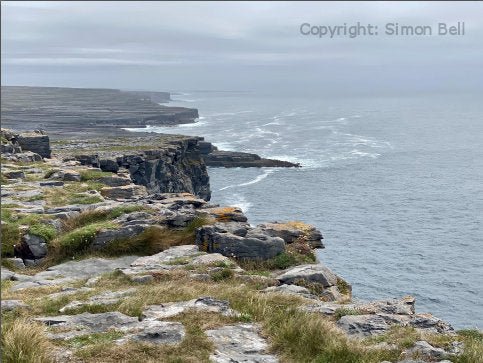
301 296 454 338
205 323 279 363
35 312 185 344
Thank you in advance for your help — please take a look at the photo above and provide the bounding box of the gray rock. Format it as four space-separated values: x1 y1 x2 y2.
204 206 248 222
142 297 238 320
45 205 84 214
53 170 81 182
58 288 137 313
3 170 25 179
119 320 185 345
405 341 446 360
130 245 201 268
190 253 234 267
301 296 416 317
40 180 64 187
408 314 454 334
262 284 319 300
17 132 51 158
1 268 15 281
205 324 279 363
100 185 147 200
98 175 132 186
196 225 285 260
276 264 338 288
257 222 324 248
337 314 390 337
99 159 120 173
11 256 137 290
21 233 48 259
92 224 147 249
4 258 25 269
1 300 29 311
10 152 43 162
35 312 141 340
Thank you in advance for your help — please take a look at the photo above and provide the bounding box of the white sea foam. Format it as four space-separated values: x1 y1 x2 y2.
219 170 274 191
212 142 237 151
227 194 252 213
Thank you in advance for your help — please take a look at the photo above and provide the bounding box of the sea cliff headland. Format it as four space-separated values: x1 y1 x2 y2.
0 87 481 363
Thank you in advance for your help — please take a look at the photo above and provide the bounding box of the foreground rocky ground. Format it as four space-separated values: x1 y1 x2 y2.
1 130 482 363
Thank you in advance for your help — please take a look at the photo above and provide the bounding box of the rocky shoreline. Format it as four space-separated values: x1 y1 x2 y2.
1 127 481 363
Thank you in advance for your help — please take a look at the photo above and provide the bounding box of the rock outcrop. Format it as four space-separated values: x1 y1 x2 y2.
199 141 300 168
1 129 51 159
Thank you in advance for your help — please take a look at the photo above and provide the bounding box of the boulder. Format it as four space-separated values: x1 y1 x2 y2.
275 264 351 302
405 341 447 361
204 206 248 222
13 152 43 162
276 264 338 288
4 258 25 269
258 221 324 248
17 132 51 158
21 233 48 260
196 225 285 260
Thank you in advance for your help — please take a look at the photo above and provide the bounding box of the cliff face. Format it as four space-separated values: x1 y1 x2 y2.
119 138 210 200
59 136 211 201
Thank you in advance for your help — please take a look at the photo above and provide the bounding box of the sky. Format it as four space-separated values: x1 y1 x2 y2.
2 1 483 95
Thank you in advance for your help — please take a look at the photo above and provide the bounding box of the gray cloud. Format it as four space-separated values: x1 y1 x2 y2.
2 1 482 94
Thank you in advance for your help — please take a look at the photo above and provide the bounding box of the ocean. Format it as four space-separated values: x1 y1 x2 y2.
126 91 483 329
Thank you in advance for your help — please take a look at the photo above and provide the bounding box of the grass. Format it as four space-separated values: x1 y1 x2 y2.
61 205 149 232
65 331 125 349
80 169 113 181
48 221 118 261
28 223 57 242
210 268 234 282
0 212 53 257
100 226 192 256
1 317 54 363
334 307 360 320
237 243 316 273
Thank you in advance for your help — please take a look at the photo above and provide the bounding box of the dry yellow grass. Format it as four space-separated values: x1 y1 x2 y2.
1 317 55 363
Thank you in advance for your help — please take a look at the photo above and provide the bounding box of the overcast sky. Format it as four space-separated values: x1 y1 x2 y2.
2 1 482 95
